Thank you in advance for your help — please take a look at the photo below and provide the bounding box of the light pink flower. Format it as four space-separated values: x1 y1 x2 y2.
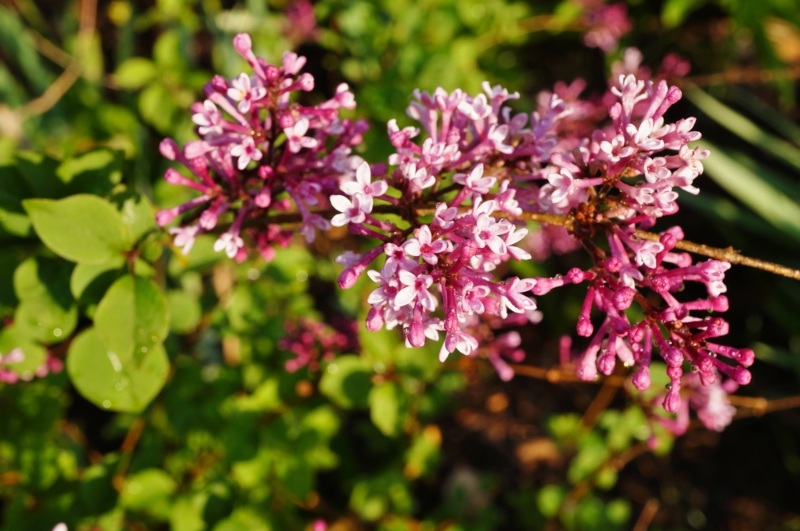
330 194 368 226
403 225 448 265
340 161 387 209
230 136 263 169
395 270 437 311
284 117 319 153
227 73 266 113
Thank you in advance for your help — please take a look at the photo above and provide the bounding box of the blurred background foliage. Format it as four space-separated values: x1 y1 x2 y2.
1 0 800 529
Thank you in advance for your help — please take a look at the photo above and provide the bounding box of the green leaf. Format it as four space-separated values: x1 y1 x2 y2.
369 381 405 437
111 191 156 248
139 83 176 133
404 427 441 479
167 289 202 334
537 484 566 518
169 494 207 531
275 456 314 500
67 327 169 413
662 0 705 28
120 468 176 517
213 508 273 531
319 355 372 409
23 195 127 264
0 164 33 236
74 31 104 83
94 276 169 363
15 152 64 198
687 88 800 174
70 258 125 303
0 326 47 378
78 462 118 515
13 256 77 343
567 432 610 483
114 57 158 89
56 149 122 196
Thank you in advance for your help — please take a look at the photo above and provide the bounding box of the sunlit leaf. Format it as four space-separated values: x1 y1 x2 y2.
94 275 169 363
23 195 127 264
67 327 169 412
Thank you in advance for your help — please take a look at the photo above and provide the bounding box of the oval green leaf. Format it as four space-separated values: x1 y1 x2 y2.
369 381 405 437
319 355 372 409
23 195 126 264
0 325 47 379
94 276 169 363
67 327 169 413
13 257 77 343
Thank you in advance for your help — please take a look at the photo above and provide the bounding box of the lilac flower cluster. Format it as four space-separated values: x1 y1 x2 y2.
160 34 754 414
655 368 739 434
156 33 366 261
575 0 632 52
279 316 359 373
523 72 754 412
333 84 560 365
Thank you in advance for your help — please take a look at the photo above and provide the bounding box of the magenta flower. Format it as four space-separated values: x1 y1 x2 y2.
340 161 387 208
230 136 263 170
213 232 244 259
191 100 223 137
453 164 496 194
395 270 437 311
403 225 448 265
284 116 319 153
330 194 368 226
227 73 266 113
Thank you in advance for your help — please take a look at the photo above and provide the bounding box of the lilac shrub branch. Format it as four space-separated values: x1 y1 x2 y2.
240 208 800 282
158 33 784 424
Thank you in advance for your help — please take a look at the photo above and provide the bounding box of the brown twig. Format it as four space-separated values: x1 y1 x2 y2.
678 64 800 88
580 372 623 429
13 0 97 122
232 191 800 282
112 417 146 491
729 394 800 418
633 230 800 281
632 498 661 531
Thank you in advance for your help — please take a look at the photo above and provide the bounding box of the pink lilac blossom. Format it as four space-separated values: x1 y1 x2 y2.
279 316 359 373
653 369 739 436
328 68 751 408
157 33 367 261
160 33 753 412
575 0 632 52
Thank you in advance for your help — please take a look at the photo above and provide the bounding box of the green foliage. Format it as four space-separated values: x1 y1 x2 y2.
67 328 169 412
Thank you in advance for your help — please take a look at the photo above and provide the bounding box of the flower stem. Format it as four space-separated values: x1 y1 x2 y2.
245 204 800 281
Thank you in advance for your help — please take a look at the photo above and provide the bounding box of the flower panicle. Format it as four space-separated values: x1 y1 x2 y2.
158 33 366 260
159 35 754 413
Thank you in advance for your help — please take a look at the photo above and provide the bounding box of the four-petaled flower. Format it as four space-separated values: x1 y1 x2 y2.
227 73 266 113
284 117 319 153
395 270 437 311
340 161 387 209
330 194 368 226
230 136 263 170
403 225 448 265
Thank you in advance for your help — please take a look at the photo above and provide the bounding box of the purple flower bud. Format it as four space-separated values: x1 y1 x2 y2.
233 33 252 55
156 208 179 226
663 389 682 413
632 366 650 390
209 75 228 93
159 138 179 160
577 316 593 337
297 73 315 91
